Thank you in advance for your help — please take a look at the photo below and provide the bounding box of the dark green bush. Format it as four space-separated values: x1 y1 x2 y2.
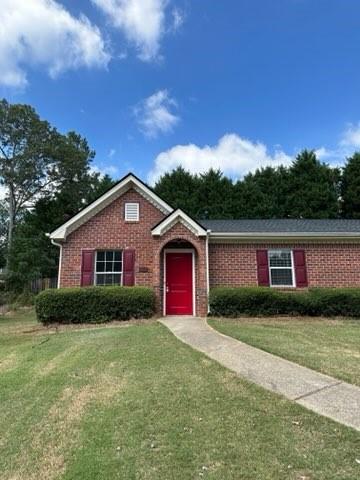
11 291 36 307
3 271 27 294
35 286 156 324
0 290 34 309
209 287 360 318
309 288 360 317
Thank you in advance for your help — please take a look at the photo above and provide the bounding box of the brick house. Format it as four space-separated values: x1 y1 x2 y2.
50 173 360 317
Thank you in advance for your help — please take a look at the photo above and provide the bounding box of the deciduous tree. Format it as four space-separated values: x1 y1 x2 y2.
9 172 114 287
0 99 98 268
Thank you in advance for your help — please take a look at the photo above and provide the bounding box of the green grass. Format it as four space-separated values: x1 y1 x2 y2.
1 310 360 480
209 317 360 387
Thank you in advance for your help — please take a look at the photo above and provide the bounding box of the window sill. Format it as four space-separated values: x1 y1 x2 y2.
270 285 296 289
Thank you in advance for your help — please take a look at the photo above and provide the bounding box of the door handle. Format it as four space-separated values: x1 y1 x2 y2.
166 285 169 293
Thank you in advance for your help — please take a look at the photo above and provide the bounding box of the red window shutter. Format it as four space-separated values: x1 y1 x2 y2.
293 249 308 288
81 250 94 286
256 250 270 286
123 249 135 286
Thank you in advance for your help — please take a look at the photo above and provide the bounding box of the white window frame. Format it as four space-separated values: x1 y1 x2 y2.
125 202 139 222
268 249 295 288
94 250 123 286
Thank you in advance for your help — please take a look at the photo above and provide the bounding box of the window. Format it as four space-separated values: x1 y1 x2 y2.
268 250 294 287
125 202 139 221
95 251 122 286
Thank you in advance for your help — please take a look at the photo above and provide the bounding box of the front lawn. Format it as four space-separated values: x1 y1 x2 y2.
209 317 360 387
1 310 360 479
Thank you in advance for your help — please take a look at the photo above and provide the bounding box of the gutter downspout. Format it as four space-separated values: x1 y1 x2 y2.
206 230 211 314
47 235 62 289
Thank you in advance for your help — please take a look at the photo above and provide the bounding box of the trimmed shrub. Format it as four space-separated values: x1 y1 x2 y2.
35 286 156 324
210 287 303 317
209 287 360 318
309 288 360 317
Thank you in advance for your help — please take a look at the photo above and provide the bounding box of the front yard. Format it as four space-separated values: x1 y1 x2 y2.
209 317 360 387
1 310 360 479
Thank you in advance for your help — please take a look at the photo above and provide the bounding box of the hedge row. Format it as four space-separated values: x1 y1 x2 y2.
209 287 360 318
35 286 156 324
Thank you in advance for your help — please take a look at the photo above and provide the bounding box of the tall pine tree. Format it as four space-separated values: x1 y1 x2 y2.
196 169 234 219
285 150 339 218
341 152 360 218
234 166 289 218
154 166 199 216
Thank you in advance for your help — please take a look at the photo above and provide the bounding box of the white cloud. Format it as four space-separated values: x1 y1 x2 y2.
314 147 345 165
92 0 167 61
315 123 360 165
315 147 334 161
340 123 360 148
134 89 179 138
170 7 185 32
0 0 110 88
148 133 292 184
92 164 119 177
108 148 116 158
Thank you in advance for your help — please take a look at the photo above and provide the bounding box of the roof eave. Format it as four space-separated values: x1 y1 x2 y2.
49 173 173 241
209 231 360 241
151 209 208 237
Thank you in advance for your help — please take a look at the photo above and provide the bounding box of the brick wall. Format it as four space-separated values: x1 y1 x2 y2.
209 242 360 288
59 188 208 316
59 187 360 316
60 189 165 289
152 223 208 316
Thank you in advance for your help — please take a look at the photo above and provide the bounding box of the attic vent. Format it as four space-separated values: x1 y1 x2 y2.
125 202 139 221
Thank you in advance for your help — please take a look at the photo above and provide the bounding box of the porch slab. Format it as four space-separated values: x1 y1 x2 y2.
160 316 360 431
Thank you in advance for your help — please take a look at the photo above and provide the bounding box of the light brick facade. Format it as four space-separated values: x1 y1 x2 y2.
57 183 360 317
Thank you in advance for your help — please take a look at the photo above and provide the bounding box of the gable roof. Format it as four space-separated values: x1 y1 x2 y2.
50 173 173 240
201 219 360 239
152 209 208 237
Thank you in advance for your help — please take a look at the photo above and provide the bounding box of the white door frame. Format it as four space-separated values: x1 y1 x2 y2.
163 248 196 316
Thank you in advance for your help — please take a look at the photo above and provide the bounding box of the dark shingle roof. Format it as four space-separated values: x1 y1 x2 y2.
199 219 360 234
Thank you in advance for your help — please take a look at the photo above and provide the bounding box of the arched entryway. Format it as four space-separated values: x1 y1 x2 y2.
161 240 197 316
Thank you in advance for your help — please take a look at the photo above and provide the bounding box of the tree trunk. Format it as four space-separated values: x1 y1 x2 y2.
5 188 15 272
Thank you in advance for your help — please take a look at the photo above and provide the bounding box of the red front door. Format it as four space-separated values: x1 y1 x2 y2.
165 252 193 315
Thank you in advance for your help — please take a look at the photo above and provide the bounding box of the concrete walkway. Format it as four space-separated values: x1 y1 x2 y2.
160 316 360 431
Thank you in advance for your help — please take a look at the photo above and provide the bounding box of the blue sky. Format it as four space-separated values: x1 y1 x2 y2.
1 0 360 185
